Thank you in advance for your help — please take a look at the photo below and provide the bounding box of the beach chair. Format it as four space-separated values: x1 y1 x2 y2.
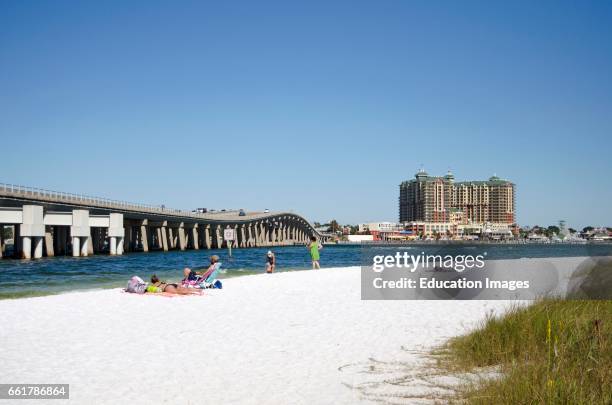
198 262 223 289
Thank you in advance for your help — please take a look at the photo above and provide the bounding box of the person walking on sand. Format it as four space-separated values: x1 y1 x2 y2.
307 236 322 269
265 251 276 273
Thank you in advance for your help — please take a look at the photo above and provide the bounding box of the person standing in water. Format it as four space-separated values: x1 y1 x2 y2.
307 236 322 269
266 251 276 273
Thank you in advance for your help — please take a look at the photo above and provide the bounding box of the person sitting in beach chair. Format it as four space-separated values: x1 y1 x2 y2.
182 255 223 289
181 267 200 288
200 255 223 289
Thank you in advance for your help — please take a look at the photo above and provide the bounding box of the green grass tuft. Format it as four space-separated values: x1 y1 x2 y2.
440 299 611 404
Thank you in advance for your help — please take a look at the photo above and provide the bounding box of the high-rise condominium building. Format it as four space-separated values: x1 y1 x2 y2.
399 170 515 225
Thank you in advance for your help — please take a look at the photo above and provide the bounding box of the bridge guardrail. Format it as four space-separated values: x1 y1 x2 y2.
0 183 213 218
0 183 316 232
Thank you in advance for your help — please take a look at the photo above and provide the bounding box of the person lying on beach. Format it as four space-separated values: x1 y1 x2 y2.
150 274 202 295
125 276 202 296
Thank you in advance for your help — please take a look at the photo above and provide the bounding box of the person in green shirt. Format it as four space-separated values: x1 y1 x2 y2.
307 236 323 269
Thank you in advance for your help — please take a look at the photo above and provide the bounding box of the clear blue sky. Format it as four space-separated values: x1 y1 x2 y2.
1 1 611 229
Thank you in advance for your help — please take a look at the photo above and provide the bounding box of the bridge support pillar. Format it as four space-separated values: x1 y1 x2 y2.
22 236 32 259
192 225 199 250
167 228 175 249
250 224 256 247
108 213 124 256
110 237 117 255
160 226 168 251
263 223 269 246
202 225 210 249
80 236 89 257
33 236 43 259
232 225 239 248
44 227 54 257
140 223 149 252
240 225 246 248
87 231 94 255
19 205 44 259
71 236 80 257
215 225 223 249
117 237 124 255
259 222 265 246
282 223 287 244
260 222 266 246
178 224 186 251
204 225 211 249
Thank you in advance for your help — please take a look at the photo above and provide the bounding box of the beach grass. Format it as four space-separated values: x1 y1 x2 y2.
438 299 611 404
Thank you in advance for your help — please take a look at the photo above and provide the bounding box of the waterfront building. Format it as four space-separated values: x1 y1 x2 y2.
358 222 402 233
357 222 409 241
399 170 515 226
403 221 456 238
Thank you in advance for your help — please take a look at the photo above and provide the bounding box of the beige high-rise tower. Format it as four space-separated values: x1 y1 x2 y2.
399 170 515 225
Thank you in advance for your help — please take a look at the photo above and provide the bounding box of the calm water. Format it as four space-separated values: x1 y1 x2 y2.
0 243 610 299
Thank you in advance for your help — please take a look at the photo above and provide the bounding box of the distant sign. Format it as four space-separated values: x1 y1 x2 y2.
224 228 235 241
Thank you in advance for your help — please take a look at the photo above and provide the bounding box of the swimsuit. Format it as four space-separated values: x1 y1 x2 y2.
154 282 178 292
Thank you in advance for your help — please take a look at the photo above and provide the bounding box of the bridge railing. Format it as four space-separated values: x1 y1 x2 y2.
0 183 205 218
0 183 308 225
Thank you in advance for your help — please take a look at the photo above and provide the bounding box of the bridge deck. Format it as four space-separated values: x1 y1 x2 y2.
0 183 294 223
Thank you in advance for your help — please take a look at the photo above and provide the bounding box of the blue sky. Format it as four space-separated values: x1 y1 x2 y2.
1 1 611 228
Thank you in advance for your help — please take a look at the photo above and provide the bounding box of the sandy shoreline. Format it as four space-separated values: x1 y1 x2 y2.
0 264 531 404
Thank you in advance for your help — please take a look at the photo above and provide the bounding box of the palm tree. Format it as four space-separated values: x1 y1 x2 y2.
329 219 340 233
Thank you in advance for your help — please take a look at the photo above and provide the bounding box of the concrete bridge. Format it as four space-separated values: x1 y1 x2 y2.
0 184 325 259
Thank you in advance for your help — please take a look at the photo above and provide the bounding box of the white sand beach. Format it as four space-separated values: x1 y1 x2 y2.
1 258 588 405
